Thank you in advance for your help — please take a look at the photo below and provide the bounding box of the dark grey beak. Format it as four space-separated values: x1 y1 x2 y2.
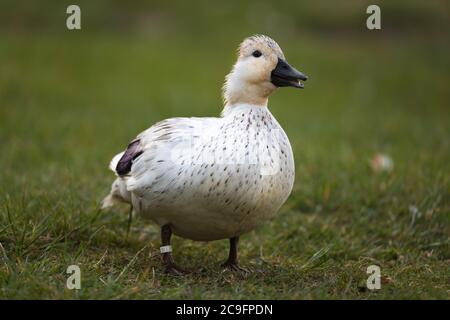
271 58 308 89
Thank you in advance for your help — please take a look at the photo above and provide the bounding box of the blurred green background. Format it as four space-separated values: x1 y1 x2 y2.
0 1 449 299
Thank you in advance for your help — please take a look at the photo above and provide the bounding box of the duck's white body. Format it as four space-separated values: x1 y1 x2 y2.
103 35 307 273
106 104 294 241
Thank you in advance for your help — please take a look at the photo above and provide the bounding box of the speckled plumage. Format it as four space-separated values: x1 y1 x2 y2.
103 35 305 247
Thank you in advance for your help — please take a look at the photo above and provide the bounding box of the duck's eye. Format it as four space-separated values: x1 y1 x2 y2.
252 50 262 58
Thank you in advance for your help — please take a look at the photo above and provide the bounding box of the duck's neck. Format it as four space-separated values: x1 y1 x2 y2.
224 87 269 107
223 70 271 108
221 102 269 118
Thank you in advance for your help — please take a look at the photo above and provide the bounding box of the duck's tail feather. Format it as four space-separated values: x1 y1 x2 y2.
109 152 125 173
101 177 132 209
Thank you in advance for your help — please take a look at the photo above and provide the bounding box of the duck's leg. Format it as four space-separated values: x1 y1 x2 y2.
221 236 248 272
160 224 187 275
126 205 133 239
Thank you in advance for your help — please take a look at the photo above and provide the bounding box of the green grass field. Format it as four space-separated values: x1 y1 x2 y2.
0 1 449 299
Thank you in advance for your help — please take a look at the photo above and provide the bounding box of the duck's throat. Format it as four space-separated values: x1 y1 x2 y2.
224 73 271 107
225 89 269 107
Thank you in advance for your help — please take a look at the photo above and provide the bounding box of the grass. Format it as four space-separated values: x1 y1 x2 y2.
0 1 449 299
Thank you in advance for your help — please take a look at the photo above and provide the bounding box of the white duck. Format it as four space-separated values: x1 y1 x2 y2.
103 35 308 273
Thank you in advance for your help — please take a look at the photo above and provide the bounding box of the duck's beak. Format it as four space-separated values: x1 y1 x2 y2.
271 58 308 89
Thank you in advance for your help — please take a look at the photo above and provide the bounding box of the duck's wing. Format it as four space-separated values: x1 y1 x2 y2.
114 116 220 197
116 139 143 176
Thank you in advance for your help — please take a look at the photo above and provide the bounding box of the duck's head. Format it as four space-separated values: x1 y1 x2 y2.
224 35 308 106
